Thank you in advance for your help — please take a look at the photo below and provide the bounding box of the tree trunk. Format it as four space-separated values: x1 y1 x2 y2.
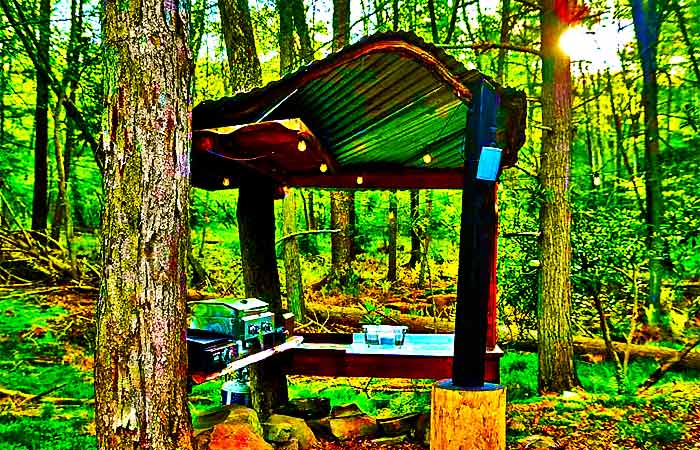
277 0 295 74
418 191 432 288
31 0 50 232
237 181 287 419
537 0 579 393
631 0 665 325
407 190 420 268
496 0 511 84
329 0 355 286
387 191 398 282
291 0 313 63
96 1 194 448
51 0 82 244
218 0 262 92
332 0 350 50
330 191 353 285
283 189 305 320
670 0 700 85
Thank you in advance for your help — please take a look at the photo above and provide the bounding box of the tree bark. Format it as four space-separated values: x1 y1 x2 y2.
496 0 512 84
330 191 353 284
277 0 295 75
291 0 313 63
283 189 305 320
332 0 350 50
537 0 579 393
670 0 700 86
218 0 262 92
329 0 355 286
31 0 50 232
631 0 665 325
237 181 287 418
96 0 193 448
407 190 420 269
387 191 398 282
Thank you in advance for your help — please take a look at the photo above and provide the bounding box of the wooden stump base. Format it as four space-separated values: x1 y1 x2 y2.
430 380 506 450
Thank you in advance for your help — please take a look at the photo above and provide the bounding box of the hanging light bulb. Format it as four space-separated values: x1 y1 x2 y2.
356 176 364 185
423 153 432 164
593 172 601 187
222 177 231 187
297 139 307 152
320 163 328 173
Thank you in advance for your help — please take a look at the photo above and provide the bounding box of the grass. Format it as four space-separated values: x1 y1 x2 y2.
0 296 95 450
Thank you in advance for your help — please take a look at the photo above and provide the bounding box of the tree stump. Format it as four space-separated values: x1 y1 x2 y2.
430 380 506 450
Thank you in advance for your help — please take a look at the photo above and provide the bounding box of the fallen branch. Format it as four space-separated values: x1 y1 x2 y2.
637 337 700 393
275 229 339 245
0 385 92 406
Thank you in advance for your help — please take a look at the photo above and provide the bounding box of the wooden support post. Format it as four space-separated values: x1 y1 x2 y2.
452 79 499 387
430 380 506 450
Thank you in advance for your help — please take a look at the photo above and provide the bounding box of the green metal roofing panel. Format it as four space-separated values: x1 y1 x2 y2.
191 32 526 190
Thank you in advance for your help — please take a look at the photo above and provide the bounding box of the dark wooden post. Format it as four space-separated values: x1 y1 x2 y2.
237 179 288 418
432 78 506 450
452 79 499 387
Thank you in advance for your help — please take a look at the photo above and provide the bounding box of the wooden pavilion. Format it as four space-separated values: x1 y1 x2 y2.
191 32 526 441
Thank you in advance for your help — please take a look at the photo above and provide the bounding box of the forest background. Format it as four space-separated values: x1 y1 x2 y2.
0 0 700 448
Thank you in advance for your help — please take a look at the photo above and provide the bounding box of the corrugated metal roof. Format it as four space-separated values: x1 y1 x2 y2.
191 31 526 190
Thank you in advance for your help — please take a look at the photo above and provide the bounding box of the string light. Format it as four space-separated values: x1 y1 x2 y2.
297 139 307 152
423 154 432 164
320 163 328 173
356 176 364 185
222 177 230 187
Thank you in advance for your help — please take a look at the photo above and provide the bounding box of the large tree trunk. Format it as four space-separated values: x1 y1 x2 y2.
283 190 305 320
631 0 665 325
237 181 287 418
537 0 579 393
329 0 355 286
218 0 262 92
95 1 193 448
31 0 50 232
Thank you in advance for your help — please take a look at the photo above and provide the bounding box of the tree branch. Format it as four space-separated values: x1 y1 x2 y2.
437 41 541 57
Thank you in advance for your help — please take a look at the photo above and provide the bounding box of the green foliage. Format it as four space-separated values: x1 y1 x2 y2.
500 352 539 401
0 414 96 450
617 418 685 446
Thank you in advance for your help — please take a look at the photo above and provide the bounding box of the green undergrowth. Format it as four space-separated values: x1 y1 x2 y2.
501 351 700 402
288 378 433 418
0 296 95 450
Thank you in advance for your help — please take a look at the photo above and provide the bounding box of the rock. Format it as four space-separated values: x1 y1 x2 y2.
263 414 317 450
377 413 420 436
209 423 274 450
330 403 363 418
519 434 560 449
275 439 299 450
371 435 407 445
306 417 333 440
193 429 212 450
328 414 379 440
224 405 263 436
280 397 331 419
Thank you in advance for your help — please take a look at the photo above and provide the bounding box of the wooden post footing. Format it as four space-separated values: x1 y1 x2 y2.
430 380 506 450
